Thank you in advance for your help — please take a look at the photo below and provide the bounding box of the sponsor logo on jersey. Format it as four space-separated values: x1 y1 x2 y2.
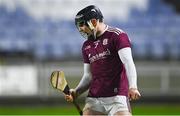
89 49 111 63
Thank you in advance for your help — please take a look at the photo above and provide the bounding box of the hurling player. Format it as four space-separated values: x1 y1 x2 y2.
65 5 141 116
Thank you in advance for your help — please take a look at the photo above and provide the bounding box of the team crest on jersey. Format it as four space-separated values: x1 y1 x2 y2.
103 39 108 45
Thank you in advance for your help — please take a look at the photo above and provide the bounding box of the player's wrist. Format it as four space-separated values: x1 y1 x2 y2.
68 89 78 100
129 84 137 90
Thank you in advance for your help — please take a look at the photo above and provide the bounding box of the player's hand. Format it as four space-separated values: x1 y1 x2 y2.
128 88 141 101
64 89 77 102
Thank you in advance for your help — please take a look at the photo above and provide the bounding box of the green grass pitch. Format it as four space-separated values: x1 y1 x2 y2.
0 103 180 115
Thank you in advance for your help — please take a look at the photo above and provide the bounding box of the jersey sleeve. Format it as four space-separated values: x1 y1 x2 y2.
82 44 90 64
114 32 131 51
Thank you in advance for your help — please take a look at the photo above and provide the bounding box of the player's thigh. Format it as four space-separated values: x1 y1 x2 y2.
83 97 106 114
107 96 131 115
83 108 105 115
114 111 132 116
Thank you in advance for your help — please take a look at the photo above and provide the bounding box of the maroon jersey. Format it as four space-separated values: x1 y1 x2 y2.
82 26 131 97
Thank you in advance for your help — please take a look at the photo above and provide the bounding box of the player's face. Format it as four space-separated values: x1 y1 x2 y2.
76 23 93 39
78 24 92 36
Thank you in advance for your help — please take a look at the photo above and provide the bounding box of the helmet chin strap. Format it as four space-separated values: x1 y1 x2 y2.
87 20 98 40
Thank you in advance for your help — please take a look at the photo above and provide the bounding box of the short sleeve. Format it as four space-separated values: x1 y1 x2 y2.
114 32 131 51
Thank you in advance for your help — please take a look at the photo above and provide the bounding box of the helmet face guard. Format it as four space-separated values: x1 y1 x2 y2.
75 5 103 39
75 19 86 28
75 19 89 39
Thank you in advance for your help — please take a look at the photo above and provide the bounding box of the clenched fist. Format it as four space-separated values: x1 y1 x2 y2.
64 89 77 102
128 88 141 101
